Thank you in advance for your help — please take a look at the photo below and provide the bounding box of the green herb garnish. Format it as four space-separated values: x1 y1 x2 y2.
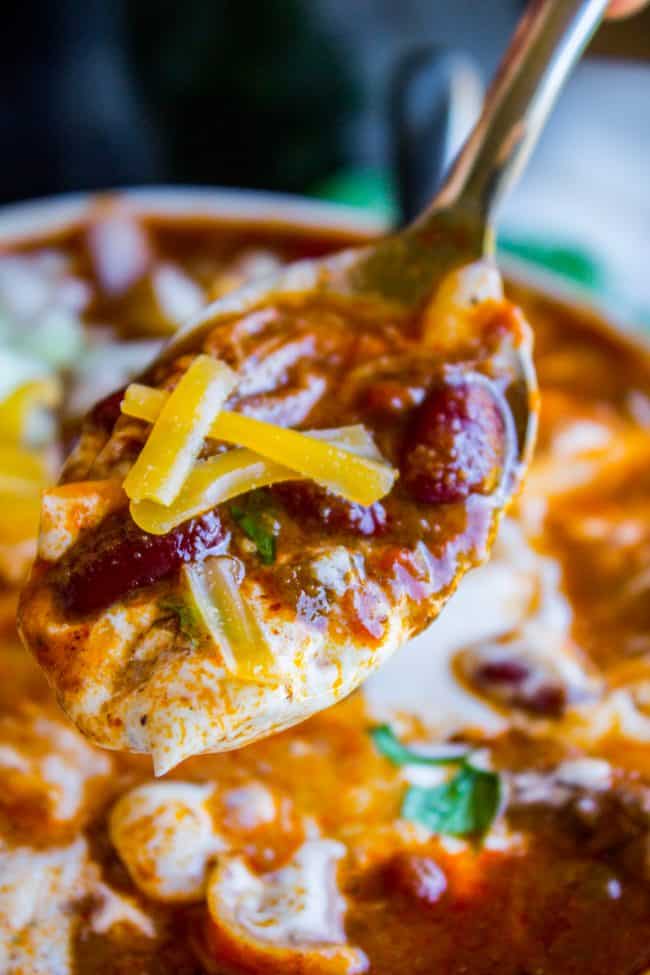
159 597 201 646
231 503 276 565
370 724 467 766
402 764 501 837
369 724 501 838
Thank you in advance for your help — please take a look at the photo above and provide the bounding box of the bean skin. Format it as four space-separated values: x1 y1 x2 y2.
401 378 506 504
59 509 226 615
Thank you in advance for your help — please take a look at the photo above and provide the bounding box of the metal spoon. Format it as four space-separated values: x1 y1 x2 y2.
166 0 609 473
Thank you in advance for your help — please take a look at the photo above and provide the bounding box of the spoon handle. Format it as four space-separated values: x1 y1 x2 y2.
423 0 609 233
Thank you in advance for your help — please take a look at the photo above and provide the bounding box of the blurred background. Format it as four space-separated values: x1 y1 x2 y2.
1 0 649 320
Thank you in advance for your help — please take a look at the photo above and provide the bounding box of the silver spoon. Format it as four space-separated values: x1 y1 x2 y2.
165 0 609 478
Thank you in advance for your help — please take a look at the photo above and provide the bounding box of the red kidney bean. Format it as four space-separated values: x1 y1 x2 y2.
273 482 387 537
59 509 226 615
475 659 530 685
401 378 506 504
521 683 566 718
472 656 567 718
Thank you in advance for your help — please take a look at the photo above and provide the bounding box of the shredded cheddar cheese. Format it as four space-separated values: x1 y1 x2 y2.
0 381 59 552
123 356 237 506
120 383 167 423
129 426 386 535
0 492 42 544
0 377 61 444
122 380 397 513
131 449 292 535
183 557 278 683
0 443 49 495
0 444 51 549
123 382 382 458
210 412 397 504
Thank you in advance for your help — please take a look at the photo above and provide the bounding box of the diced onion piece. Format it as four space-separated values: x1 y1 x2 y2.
123 356 237 506
183 557 277 684
153 263 205 329
129 425 385 535
0 444 49 495
87 206 152 297
0 378 61 444
122 382 396 506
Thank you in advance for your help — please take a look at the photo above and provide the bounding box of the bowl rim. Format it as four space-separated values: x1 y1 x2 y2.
0 186 387 245
0 185 646 354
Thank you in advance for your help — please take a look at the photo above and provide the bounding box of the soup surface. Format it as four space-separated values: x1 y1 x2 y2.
1 201 650 975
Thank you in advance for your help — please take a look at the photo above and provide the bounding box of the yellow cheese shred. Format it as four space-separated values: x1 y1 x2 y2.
0 378 61 444
183 557 278 684
123 356 237 506
120 383 168 422
122 381 397 509
0 444 49 496
130 426 383 535
213 411 396 503
0 442 52 546
123 383 380 457
0 493 42 545
131 449 291 534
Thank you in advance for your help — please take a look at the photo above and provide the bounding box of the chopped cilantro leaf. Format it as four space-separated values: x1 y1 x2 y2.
401 764 502 837
231 503 277 565
369 724 501 837
369 724 467 766
159 597 201 646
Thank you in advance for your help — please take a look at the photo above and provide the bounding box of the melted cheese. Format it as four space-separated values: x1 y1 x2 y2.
422 261 504 348
511 757 613 810
221 783 277 831
88 882 156 938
